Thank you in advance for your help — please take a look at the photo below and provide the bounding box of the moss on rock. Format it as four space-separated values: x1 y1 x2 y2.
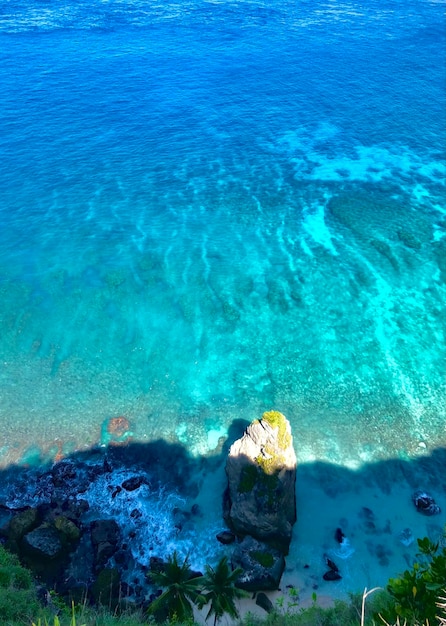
250 550 275 568
261 411 291 450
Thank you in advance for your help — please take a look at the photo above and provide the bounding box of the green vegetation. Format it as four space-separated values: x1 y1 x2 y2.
376 534 446 625
253 411 291 476
238 411 291 491
249 551 274 568
197 556 247 625
254 451 283 477
260 411 291 450
147 551 204 623
0 544 41 624
0 532 444 626
32 602 86 625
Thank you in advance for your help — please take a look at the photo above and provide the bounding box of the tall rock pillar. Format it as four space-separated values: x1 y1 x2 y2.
223 411 297 590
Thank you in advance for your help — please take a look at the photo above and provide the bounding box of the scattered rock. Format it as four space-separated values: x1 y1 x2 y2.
375 543 392 566
149 556 166 575
63 532 95 590
111 486 122 498
90 519 121 571
359 507 375 520
334 527 345 543
52 461 77 488
232 536 285 591
172 507 191 532
216 530 236 545
399 528 414 547
324 555 339 573
412 491 441 515
359 507 376 533
96 541 118 568
191 503 201 516
256 591 274 613
323 569 342 581
121 476 146 492
397 229 421 250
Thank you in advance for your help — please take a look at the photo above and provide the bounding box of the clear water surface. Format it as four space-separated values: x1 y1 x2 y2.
0 0 445 471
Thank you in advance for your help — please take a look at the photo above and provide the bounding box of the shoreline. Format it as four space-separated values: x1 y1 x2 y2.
191 445 445 623
0 441 444 623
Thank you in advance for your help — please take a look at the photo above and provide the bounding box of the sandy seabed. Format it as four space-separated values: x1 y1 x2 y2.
191 447 446 624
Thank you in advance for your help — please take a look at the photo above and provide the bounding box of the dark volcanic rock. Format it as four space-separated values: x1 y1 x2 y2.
412 490 441 516
91 519 120 546
22 524 63 559
216 530 236 545
323 569 342 581
224 411 297 555
63 532 95 589
256 591 274 613
121 476 147 492
96 541 117 568
61 498 90 521
54 516 81 543
149 556 166 574
52 461 77 487
324 555 339 573
90 519 121 572
6 507 40 542
231 536 285 591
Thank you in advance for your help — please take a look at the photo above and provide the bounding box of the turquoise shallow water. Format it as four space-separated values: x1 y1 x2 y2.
0 0 445 470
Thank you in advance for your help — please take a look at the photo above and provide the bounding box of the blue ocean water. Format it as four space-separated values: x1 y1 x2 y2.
0 0 445 472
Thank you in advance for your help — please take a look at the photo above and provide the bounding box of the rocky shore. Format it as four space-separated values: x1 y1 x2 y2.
0 411 444 618
0 412 297 614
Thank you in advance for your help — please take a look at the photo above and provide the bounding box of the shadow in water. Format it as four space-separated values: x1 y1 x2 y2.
0 422 444 604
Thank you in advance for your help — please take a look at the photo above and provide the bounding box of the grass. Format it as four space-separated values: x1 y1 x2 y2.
1 535 445 626
6 590 446 626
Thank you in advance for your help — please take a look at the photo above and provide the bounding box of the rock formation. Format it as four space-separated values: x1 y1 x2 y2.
224 411 297 553
231 535 285 591
223 411 297 589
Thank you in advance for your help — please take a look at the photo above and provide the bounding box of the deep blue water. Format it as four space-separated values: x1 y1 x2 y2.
0 0 445 469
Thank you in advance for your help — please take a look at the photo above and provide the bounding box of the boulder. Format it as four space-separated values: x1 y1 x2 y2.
54 516 81 543
323 569 342 581
95 541 117 569
90 520 120 572
90 519 120 546
22 524 63 560
7 507 39 542
231 536 285 591
52 461 77 487
121 476 147 492
216 530 236 545
256 591 274 613
224 411 296 554
412 491 441 516
63 532 95 589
